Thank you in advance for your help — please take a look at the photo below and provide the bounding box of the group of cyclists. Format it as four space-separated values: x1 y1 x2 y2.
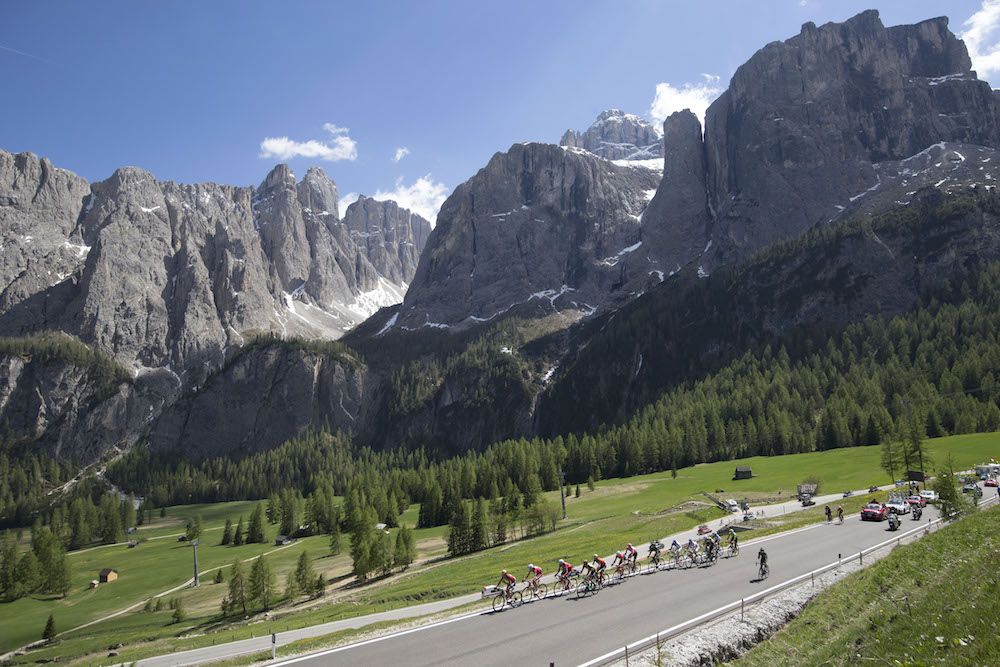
492 526 771 607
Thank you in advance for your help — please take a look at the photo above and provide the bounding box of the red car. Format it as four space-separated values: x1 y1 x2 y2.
861 502 889 521
906 495 927 507
985 478 998 488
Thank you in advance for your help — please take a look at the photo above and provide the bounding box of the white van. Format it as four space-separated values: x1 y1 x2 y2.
726 499 740 512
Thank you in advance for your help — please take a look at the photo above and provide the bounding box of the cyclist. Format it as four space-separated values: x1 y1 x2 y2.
612 549 627 568
686 538 699 560
497 569 516 597
669 539 682 564
836 506 844 523
580 558 598 583
592 554 607 583
648 540 664 563
525 563 543 591
728 527 738 552
624 542 639 567
757 548 769 578
556 559 575 590
824 505 832 522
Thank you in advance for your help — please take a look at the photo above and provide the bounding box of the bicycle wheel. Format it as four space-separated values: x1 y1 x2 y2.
492 593 506 613
535 583 548 600
575 582 589 599
611 569 624 585
510 591 523 608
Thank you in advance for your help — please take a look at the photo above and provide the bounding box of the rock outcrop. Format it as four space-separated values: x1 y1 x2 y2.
0 152 431 378
560 109 663 161
655 10 1000 269
394 142 660 331
342 196 432 286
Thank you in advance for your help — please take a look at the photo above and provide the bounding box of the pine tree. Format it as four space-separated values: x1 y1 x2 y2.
574 484 581 498
587 475 595 491
880 439 901 483
329 522 341 555
247 503 266 544
214 569 224 584
171 597 186 623
249 555 275 610
221 519 233 546
447 500 470 556
294 551 314 594
314 573 326 597
350 505 377 580
376 530 394 576
470 498 488 552
233 516 245 546
42 614 56 642
393 525 416 570
226 560 247 616
0 537 16 599
184 515 203 542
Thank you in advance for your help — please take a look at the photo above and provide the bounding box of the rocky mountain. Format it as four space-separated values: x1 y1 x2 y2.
0 153 430 381
390 142 661 332
7 9 1000 468
342 196 432 287
659 10 1000 271
560 109 663 161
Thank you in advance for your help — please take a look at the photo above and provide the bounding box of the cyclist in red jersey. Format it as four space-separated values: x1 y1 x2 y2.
624 543 639 565
611 550 626 567
592 554 607 583
525 563 543 589
497 569 516 596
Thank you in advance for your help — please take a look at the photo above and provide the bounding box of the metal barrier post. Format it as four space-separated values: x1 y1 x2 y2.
625 644 629 666
741 598 745 621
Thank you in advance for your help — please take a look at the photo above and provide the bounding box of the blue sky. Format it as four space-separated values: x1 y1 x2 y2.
1 0 994 221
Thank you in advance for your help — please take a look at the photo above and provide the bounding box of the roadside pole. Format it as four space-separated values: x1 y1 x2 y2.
559 465 567 520
192 539 200 587
272 633 276 660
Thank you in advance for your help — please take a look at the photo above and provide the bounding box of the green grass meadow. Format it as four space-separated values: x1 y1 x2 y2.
3 432 999 663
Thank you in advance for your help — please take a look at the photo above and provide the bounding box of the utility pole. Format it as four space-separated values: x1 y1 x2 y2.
192 539 200 587
559 465 567 520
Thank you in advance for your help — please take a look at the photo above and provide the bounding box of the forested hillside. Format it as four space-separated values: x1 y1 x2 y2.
69 260 1000 530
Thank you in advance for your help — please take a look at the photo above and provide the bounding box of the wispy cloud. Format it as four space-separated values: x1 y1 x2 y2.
259 123 358 162
0 43 57 66
649 74 723 127
962 0 1000 84
392 147 410 162
373 175 449 225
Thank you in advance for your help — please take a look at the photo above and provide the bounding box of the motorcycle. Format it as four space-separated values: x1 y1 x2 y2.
888 514 900 531
911 506 922 520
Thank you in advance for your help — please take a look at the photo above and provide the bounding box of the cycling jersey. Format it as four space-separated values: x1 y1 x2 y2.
527 566 542 578
612 552 625 565
559 562 574 575
593 557 606 569
501 572 516 584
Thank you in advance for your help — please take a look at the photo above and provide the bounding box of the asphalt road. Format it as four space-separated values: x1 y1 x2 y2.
272 504 946 667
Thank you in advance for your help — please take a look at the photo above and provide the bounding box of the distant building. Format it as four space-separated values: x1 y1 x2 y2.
733 466 753 480
275 535 295 546
99 568 118 583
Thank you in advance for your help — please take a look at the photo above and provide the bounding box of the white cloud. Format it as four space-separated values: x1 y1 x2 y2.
649 74 723 127
259 123 358 162
338 192 360 218
373 175 449 225
392 147 410 162
962 0 1000 84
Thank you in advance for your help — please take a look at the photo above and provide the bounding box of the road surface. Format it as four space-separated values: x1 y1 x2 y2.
270 504 948 667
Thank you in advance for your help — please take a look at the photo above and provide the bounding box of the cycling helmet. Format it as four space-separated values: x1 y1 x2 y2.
627 543 633 548
502 569 508 574
528 563 535 569
593 554 600 560
558 558 565 565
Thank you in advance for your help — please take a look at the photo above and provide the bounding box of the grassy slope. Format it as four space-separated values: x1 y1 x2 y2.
732 504 1000 667
4 432 999 662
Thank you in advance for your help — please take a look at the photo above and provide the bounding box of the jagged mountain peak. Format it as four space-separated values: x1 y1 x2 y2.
560 109 663 161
